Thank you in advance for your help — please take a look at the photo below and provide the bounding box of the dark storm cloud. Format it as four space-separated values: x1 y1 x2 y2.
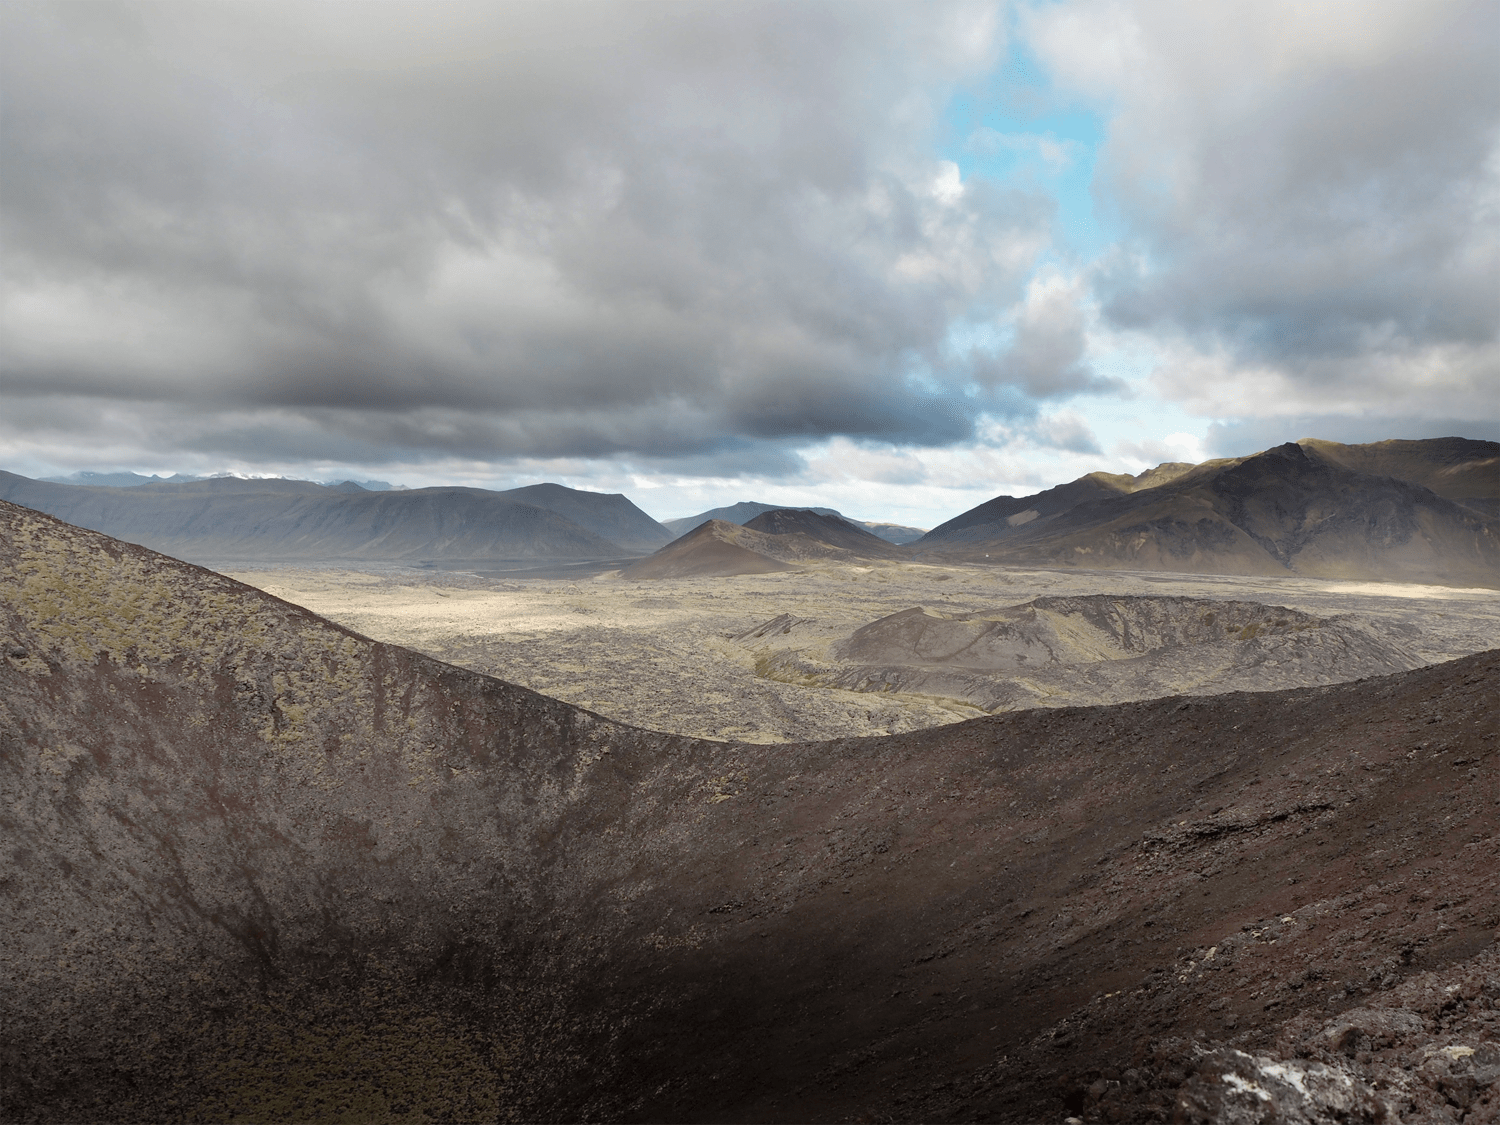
0 0 1047 468
1040 0 1500 402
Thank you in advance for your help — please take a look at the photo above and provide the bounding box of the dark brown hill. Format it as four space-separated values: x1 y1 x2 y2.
920 441 1500 586
2 501 1496 1123
619 516 883 579
618 519 797 578
743 508 905 557
663 502 929 544
0 471 628 563
661 500 844 537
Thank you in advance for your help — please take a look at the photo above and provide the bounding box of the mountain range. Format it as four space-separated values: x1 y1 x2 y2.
0 472 672 562
914 438 1499 586
3 497 1496 1123
6 437 1496 583
616 438 1499 586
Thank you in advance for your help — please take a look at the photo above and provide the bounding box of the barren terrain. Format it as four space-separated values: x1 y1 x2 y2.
227 560 1500 742
5 501 1497 1124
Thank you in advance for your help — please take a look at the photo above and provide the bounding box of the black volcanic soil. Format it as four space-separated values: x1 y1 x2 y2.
2 499 1497 1123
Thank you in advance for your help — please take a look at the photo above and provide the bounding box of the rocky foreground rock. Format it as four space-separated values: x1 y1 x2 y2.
1 498 1496 1122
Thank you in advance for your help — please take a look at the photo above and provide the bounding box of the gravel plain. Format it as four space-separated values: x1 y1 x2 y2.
225 560 1500 743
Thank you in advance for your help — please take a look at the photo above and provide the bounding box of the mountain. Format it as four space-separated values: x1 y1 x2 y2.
918 439 1500 586
496 481 672 552
325 478 402 491
921 462 1199 543
39 469 204 487
621 509 903 579
661 501 842 537
742 508 905 557
0 472 648 563
4 499 1496 1122
663 501 927 544
617 520 796 578
1300 436 1500 517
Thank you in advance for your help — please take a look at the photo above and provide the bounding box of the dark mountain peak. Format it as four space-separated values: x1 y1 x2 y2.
660 502 924 545
620 519 795 578
497 482 672 552
661 501 843 537
505 481 620 502
1264 441 1315 463
744 509 902 556
746 507 863 537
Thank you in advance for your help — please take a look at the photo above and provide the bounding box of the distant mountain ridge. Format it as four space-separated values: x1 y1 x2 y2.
918 438 1499 586
12 436 1493 581
39 470 404 491
0 472 670 563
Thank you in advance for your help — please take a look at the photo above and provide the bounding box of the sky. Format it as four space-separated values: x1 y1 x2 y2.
2 0 1496 528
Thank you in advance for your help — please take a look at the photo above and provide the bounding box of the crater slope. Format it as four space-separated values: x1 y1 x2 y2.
2 500 1496 1124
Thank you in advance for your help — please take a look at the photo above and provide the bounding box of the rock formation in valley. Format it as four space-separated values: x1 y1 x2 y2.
747 594 1432 713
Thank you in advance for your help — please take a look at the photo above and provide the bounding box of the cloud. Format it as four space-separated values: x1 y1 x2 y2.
1031 410 1102 454
4 0 1491 505
1 0 1049 467
970 271 1125 398
1028 0 1499 423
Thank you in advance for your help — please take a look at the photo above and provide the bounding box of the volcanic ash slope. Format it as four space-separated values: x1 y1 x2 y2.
2 498 1498 1123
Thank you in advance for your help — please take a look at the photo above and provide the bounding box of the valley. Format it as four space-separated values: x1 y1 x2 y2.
226 560 1500 743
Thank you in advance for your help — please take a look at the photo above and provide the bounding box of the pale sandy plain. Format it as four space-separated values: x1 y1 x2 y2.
225 560 1500 743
